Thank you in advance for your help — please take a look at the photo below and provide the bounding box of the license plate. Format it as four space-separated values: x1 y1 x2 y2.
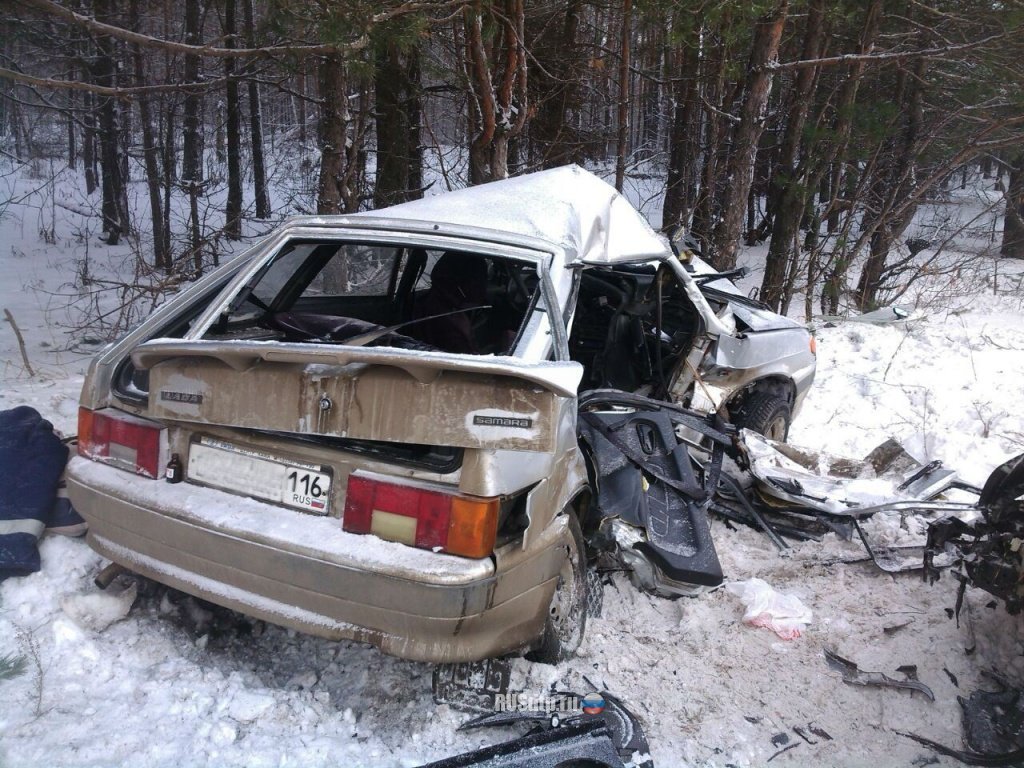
187 438 332 515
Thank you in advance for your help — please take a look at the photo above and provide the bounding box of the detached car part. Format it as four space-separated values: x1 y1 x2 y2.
420 719 628 768
925 453 1024 614
577 390 731 596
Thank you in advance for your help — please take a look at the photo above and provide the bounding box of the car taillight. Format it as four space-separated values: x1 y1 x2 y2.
343 473 499 559
78 407 167 479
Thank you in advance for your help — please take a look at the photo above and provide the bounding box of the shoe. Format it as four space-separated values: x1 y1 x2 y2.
46 480 87 537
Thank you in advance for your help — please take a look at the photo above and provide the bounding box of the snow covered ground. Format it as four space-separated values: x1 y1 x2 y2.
2 161 1024 767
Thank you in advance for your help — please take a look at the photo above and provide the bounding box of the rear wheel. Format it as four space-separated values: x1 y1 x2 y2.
527 512 588 664
734 393 792 441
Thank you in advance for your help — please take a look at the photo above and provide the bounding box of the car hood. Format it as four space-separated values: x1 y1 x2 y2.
729 303 805 332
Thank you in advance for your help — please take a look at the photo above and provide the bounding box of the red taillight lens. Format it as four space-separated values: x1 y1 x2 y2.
77 407 166 479
343 473 499 558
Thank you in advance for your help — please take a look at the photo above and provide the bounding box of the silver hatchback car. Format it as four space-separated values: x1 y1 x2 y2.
67 166 815 663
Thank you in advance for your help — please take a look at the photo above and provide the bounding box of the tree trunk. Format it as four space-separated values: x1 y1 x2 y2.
528 0 583 169
855 53 927 310
759 0 825 310
296 66 307 147
1001 153 1024 258
242 0 270 219
66 98 76 170
130 4 168 270
182 0 203 185
464 0 527 186
81 87 97 194
710 0 788 271
691 18 731 252
182 0 204 272
223 0 243 240
662 30 700 230
405 51 423 197
93 0 129 245
317 54 349 214
161 102 175 269
805 0 883 314
374 35 422 208
614 0 632 192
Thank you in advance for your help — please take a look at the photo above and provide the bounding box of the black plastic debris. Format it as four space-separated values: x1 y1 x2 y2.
419 718 627 768
766 742 800 762
898 731 1024 767
453 687 652 768
925 452 1024 614
823 648 935 701
959 672 1024 755
578 390 731 595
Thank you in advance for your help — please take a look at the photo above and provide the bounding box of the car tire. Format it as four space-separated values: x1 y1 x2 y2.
734 393 791 441
527 512 588 664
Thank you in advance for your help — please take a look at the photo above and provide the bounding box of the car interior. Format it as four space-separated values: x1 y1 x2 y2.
568 264 704 397
203 240 542 356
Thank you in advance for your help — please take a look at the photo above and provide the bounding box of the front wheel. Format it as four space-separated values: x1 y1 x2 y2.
527 512 588 664
733 393 792 442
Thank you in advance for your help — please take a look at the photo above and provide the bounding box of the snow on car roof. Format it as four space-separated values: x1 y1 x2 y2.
365 165 670 265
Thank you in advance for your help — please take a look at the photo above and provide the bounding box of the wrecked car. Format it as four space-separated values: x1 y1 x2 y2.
67 166 816 663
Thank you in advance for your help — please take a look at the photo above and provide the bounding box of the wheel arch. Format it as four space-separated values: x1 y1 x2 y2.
725 374 797 414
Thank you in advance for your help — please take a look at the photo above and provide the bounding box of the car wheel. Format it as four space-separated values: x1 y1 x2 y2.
527 512 588 664
734 393 792 441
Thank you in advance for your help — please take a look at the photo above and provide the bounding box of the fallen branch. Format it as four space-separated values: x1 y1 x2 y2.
3 307 35 377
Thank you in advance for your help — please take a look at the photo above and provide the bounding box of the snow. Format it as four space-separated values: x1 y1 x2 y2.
2 160 1024 766
371 165 670 266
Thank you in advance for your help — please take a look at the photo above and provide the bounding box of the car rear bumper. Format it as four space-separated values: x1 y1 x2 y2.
67 457 563 662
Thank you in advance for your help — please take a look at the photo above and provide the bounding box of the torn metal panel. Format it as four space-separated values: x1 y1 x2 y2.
824 649 936 701
899 674 1024 768
741 431 966 515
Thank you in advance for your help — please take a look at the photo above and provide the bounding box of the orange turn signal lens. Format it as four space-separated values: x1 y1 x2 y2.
809 335 817 356
446 496 500 559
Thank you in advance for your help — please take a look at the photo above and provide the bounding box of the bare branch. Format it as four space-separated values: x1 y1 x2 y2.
11 0 366 59
769 29 1018 72
0 65 230 99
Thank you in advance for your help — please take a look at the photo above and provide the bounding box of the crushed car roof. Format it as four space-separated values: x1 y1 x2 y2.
361 165 670 266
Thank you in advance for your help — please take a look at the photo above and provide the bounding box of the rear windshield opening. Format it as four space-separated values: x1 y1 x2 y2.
204 241 541 356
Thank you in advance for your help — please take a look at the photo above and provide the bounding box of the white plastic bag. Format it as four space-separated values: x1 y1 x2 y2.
726 578 812 640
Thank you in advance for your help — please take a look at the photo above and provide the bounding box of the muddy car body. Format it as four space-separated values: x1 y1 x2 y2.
67 167 815 662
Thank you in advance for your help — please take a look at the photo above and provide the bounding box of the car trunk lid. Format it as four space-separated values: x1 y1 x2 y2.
133 339 581 453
